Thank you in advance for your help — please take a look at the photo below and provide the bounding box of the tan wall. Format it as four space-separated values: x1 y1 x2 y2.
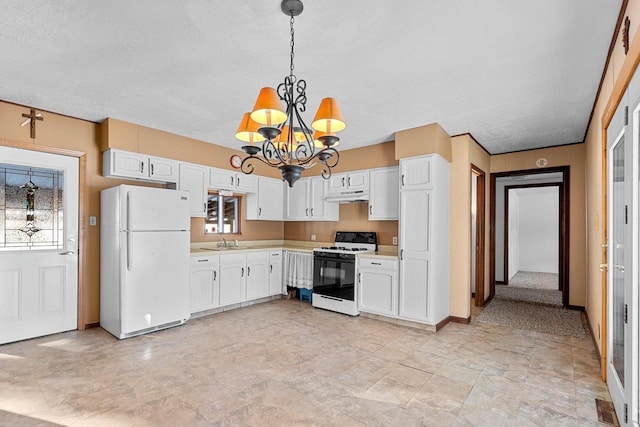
491 144 587 307
449 135 491 319
395 123 453 162
584 2 640 360
283 141 399 246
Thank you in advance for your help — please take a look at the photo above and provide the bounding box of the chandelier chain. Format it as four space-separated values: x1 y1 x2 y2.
289 14 295 79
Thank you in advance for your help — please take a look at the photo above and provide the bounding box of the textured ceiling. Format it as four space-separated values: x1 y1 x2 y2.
0 1 622 154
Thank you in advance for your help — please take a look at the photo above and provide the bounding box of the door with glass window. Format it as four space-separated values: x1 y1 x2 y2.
0 146 79 344
606 99 633 424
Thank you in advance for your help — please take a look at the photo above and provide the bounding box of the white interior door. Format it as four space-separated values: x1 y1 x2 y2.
607 100 633 425
0 146 79 344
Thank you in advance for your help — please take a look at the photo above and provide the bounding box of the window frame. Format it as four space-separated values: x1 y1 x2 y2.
204 192 241 235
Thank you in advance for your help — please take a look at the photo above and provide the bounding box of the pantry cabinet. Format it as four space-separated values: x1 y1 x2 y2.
357 257 398 317
368 166 399 220
398 154 449 325
189 255 219 313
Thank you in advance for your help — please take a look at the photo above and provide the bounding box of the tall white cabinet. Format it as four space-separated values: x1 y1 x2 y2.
399 154 450 325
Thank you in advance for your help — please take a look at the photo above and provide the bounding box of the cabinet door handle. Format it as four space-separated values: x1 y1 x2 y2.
310 208 314 216
259 207 262 216
369 205 372 215
197 259 208 262
401 174 405 186
150 163 154 175
204 202 207 212
241 267 244 277
306 208 309 216
400 249 404 260
140 162 144 173
372 262 382 265
348 176 351 186
247 266 251 276
237 176 240 187
213 270 217 281
231 176 234 185
358 272 361 283
270 264 273 273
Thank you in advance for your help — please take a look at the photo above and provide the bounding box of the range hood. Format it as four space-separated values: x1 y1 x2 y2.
325 190 369 203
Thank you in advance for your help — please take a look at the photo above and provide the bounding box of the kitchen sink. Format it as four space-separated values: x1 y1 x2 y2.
199 247 241 251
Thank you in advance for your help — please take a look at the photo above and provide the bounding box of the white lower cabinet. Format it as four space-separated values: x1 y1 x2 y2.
246 251 269 300
357 257 398 317
269 250 284 296
219 252 246 306
189 255 219 314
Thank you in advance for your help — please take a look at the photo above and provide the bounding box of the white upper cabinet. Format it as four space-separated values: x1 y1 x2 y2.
327 171 369 196
285 176 338 221
246 177 284 221
400 156 432 190
178 162 208 217
369 166 399 220
209 167 257 193
103 149 178 183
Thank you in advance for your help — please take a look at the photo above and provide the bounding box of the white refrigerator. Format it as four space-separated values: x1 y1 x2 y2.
100 185 191 339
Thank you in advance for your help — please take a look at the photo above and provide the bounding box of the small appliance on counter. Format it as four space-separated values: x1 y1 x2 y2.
100 185 191 339
312 231 377 316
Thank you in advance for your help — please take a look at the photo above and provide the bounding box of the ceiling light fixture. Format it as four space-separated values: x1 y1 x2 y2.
235 0 345 187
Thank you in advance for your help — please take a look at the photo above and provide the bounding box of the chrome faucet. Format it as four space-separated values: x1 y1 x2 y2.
222 237 228 248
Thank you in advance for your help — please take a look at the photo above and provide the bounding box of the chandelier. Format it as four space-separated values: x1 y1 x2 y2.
235 0 345 187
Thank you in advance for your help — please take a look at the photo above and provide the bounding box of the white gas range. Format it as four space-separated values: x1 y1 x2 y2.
312 232 377 316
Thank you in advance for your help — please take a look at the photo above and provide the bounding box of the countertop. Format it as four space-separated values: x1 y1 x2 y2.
190 240 399 259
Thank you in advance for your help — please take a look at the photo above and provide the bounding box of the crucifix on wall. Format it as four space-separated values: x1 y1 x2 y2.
21 108 44 139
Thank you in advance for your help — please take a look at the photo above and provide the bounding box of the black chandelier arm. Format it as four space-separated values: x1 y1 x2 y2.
261 140 289 166
294 79 307 113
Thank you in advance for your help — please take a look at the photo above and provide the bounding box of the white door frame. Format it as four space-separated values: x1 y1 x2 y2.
0 139 87 331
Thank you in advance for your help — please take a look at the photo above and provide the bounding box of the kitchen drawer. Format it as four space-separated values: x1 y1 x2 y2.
190 255 218 266
359 258 398 270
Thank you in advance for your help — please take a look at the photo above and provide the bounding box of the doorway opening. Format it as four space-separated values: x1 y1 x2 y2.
489 166 570 308
470 164 486 308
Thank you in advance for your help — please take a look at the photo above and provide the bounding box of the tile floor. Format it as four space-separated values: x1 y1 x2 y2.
1 299 612 426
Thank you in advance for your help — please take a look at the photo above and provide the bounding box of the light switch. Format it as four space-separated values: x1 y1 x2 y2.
89 216 97 226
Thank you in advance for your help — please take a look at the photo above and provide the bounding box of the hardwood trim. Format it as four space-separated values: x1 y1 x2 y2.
448 315 471 325
471 164 486 309
601 123 608 381
0 139 88 331
583 0 629 143
84 322 101 329
489 173 496 304
435 316 451 331
503 185 510 285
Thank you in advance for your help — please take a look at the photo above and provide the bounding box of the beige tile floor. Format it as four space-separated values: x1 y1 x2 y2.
0 299 612 426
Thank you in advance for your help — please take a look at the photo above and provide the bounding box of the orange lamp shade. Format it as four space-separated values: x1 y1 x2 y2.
235 112 265 144
250 87 287 126
312 97 345 133
313 130 339 148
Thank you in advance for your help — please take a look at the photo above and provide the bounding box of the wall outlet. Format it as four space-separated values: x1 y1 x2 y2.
311 234 317 241
89 216 97 226
392 236 398 245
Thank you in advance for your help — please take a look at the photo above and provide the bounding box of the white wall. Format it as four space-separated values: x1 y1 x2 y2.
495 173 562 281
516 187 559 273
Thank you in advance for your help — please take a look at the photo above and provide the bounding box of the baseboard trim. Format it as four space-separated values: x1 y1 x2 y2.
448 315 471 325
85 322 100 329
495 281 505 285
584 310 603 368
435 317 450 331
567 304 585 311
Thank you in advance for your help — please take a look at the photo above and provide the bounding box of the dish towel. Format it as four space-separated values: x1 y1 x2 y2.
285 251 313 290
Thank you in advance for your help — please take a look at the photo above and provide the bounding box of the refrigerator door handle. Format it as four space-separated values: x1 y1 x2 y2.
126 191 132 231
126 231 133 271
